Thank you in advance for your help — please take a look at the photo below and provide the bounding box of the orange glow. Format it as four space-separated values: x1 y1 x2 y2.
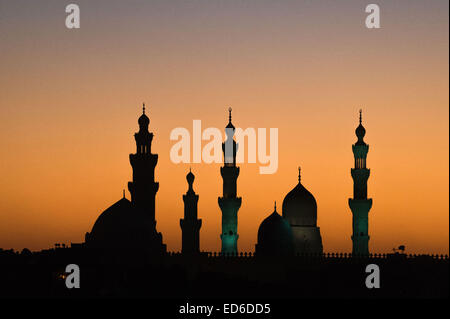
0 1 448 254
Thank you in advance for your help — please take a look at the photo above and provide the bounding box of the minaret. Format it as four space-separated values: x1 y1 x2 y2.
349 110 372 255
180 169 202 254
218 108 242 254
128 103 165 253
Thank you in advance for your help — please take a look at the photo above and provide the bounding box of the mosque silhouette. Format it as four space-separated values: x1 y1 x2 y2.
84 106 369 258
0 106 448 298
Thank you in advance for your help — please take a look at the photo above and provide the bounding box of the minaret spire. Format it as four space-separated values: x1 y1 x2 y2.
298 167 301 182
219 108 242 255
349 110 372 256
127 106 166 254
181 169 202 255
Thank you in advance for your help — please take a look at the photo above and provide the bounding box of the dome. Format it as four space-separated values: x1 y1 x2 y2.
138 103 150 127
356 123 366 141
282 170 317 227
87 197 156 249
138 113 150 127
256 204 294 256
355 109 366 144
186 170 195 185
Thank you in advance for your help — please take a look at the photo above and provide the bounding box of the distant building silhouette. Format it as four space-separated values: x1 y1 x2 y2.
85 104 166 255
218 108 242 254
255 202 294 256
349 110 372 255
180 169 202 254
282 168 323 254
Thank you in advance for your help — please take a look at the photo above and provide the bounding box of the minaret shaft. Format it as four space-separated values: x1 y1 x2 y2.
180 171 202 254
128 109 159 223
349 110 372 255
218 108 242 254
126 105 166 254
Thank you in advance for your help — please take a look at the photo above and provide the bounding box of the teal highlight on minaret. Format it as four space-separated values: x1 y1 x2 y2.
218 108 242 254
349 110 373 255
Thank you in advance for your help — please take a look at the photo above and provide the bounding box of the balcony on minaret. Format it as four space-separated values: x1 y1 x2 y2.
352 144 369 169
354 156 367 169
222 138 238 167
135 130 153 154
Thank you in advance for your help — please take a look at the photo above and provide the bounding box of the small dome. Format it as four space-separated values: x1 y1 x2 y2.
355 109 366 143
356 123 366 141
186 170 195 183
256 204 294 256
138 113 150 127
138 104 150 127
282 170 317 227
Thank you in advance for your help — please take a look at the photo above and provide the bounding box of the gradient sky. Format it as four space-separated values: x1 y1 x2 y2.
0 0 448 254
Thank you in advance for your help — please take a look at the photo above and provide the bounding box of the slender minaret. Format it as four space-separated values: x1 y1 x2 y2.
349 110 372 255
180 169 202 254
128 103 165 253
218 108 242 254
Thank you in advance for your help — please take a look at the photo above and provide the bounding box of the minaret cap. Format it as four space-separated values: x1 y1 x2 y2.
138 102 150 127
355 109 366 141
186 168 195 190
226 107 235 129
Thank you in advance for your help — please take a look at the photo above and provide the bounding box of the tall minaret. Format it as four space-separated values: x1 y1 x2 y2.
128 104 165 252
349 110 373 255
180 169 202 254
218 108 242 254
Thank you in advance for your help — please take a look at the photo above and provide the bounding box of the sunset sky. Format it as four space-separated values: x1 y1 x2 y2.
0 0 448 254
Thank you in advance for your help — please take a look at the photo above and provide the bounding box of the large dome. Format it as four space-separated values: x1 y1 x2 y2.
256 204 294 256
282 171 317 227
86 197 156 249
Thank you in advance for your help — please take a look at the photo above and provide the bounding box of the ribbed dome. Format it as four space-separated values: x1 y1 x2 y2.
88 197 155 248
256 204 294 256
282 172 317 227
